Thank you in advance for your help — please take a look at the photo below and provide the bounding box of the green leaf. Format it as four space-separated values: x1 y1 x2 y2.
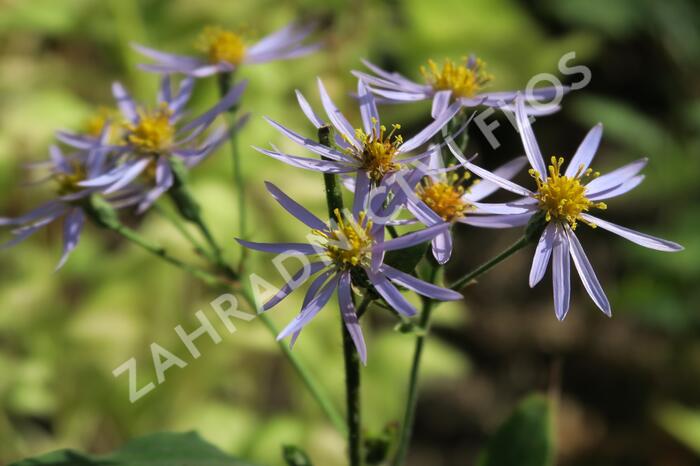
477 394 555 466
383 240 430 275
10 431 262 466
655 403 700 455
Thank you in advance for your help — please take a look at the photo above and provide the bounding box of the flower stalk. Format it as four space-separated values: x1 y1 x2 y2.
319 124 364 466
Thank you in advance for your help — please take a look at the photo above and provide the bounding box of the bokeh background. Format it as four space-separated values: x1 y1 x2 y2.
1 0 699 465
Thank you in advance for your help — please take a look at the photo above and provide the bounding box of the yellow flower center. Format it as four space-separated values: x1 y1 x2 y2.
417 172 472 222
54 160 87 195
196 26 247 65
347 121 403 182
85 106 122 143
124 104 174 154
421 57 493 98
314 209 374 269
531 156 607 229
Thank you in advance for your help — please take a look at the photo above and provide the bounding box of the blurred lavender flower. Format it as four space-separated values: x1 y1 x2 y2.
236 180 462 363
449 96 683 319
58 76 247 213
0 143 128 270
133 22 319 77
255 78 461 196
353 56 566 118
397 147 529 264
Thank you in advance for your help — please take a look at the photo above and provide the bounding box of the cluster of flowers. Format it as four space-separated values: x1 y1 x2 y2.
0 20 682 364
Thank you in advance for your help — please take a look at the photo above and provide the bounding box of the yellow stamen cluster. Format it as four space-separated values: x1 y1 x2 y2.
416 172 471 222
314 209 374 268
85 106 123 143
531 156 606 229
196 26 246 65
349 120 403 182
124 104 174 154
421 57 493 98
54 160 87 195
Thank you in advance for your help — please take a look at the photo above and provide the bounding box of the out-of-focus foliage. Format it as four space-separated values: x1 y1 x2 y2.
0 0 698 465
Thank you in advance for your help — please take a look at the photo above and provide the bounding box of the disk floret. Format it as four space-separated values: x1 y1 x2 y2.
124 104 174 154
421 57 493 98
417 172 471 222
196 26 246 65
532 156 607 229
314 209 375 269
349 120 403 182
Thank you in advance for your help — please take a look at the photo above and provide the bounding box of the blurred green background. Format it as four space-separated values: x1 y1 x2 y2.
0 0 699 465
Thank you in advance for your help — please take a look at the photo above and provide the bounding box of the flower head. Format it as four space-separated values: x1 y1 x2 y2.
449 96 683 319
133 21 319 78
353 56 566 119
236 180 461 363
57 76 246 213
255 78 461 192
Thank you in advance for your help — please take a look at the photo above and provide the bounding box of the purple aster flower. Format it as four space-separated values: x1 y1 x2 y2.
254 78 462 197
59 76 247 213
0 142 127 270
133 22 319 77
236 180 462 364
448 96 683 319
353 56 567 118
395 147 530 264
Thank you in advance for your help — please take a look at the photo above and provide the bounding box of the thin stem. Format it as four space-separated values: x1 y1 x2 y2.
393 235 531 466
449 235 529 290
153 203 211 261
392 264 439 466
218 72 248 272
319 124 364 466
111 222 228 287
112 215 347 433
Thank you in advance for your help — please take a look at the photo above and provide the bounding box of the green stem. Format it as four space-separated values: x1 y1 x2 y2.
319 124 364 466
153 203 211 261
449 235 529 291
392 264 439 466
218 72 248 272
393 235 531 466
111 213 346 434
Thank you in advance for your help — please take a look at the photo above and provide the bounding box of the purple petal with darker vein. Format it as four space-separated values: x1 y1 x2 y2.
105 158 151 194
245 43 320 64
358 80 380 135
366 87 429 102
112 82 138 123
372 223 448 253
236 239 320 255
529 222 556 287
295 90 325 128
181 80 247 132
170 77 195 115
265 181 327 230
552 225 571 320
247 22 314 56
158 75 172 104
432 230 453 264
470 201 533 215
588 175 644 201
1 210 66 249
264 117 350 161
131 43 201 66
381 264 462 301
338 272 367 364
400 101 461 153
366 268 417 316
317 78 361 149
263 262 327 311
253 146 353 173
565 124 603 177
458 212 533 228
584 158 648 195
353 171 371 217
565 225 611 315
0 201 64 226
579 214 683 252
361 59 427 90
451 145 533 197
277 273 340 340
55 131 99 150
515 95 547 177
431 90 452 119
465 156 529 202
55 208 85 271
